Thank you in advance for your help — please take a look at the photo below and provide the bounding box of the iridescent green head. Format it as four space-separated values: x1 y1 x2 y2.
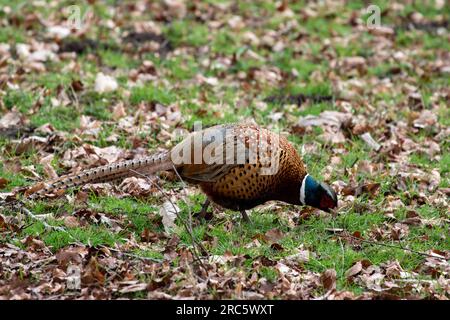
300 175 338 212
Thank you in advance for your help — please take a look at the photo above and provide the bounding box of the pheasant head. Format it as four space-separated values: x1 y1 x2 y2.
300 175 337 212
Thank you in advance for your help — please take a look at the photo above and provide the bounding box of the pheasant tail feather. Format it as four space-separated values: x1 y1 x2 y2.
29 152 171 199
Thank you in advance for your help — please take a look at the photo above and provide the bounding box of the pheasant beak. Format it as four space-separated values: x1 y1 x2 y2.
319 183 338 213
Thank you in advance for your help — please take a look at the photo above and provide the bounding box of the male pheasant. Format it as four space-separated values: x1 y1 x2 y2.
28 123 338 221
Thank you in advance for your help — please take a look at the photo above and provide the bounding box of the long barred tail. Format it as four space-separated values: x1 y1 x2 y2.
28 151 172 199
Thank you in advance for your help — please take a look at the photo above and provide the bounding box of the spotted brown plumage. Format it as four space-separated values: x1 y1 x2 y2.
27 123 337 220
196 127 307 211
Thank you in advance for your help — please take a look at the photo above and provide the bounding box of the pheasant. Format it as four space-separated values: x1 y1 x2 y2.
28 123 338 222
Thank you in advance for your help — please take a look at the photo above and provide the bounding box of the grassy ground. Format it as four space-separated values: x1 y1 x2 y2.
0 1 448 299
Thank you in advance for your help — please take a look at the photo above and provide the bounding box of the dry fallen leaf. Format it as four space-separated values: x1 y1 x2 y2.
120 177 154 196
47 25 71 39
63 216 80 228
284 250 310 264
94 72 118 93
360 132 381 151
0 111 24 129
264 228 284 243
342 183 380 198
0 178 9 189
39 154 58 180
119 283 148 294
112 102 127 120
159 201 179 233
297 111 352 128
413 110 437 128
346 261 363 279
321 269 337 291
24 182 46 197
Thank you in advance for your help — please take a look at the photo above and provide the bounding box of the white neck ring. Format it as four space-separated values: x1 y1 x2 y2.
300 174 309 205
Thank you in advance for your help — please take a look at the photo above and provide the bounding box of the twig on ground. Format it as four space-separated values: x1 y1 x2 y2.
337 233 448 261
360 132 381 151
13 200 84 254
171 165 210 265
16 200 164 263
18 201 75 238
99 245 162 263
129 169 208 270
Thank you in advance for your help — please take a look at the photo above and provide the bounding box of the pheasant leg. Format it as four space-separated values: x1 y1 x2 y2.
240 210 251 224
194 199 212 220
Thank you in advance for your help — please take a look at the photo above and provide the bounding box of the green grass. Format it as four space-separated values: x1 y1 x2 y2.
99 50 138 69
166 21 211 48
3 90 37 113
0 25 26 43
130 85 176 105
30 104 80 131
